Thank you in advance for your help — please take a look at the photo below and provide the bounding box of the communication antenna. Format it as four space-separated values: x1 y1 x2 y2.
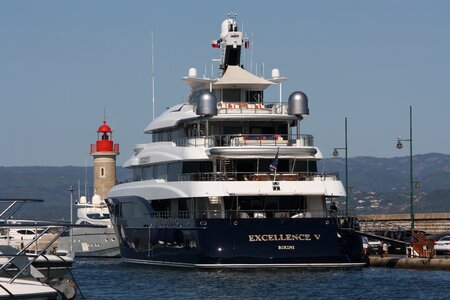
151 30 156 120
250 32 254 73
77 179 80 201
211 58 221 78
84 159 88 199
241 21 246 67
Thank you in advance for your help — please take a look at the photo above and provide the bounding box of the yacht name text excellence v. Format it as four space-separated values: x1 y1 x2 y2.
106 14 366 268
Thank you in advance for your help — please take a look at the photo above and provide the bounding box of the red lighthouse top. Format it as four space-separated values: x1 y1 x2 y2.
90 120 120 154
97 121 112 133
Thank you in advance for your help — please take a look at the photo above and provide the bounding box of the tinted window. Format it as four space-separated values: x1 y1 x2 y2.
167 162 182 181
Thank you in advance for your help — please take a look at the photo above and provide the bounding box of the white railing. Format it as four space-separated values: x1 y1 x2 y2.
174 134 314 148
217 102 288 115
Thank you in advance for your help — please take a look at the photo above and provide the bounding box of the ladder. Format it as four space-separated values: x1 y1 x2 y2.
217 157 235 180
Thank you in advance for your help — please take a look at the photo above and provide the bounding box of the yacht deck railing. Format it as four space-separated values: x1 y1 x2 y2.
148 209 357 228
174 133 313 147
179 171 339 182
217 102 288 115
117 171 339 184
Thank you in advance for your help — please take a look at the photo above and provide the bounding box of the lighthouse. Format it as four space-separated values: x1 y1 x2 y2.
90 119 120 200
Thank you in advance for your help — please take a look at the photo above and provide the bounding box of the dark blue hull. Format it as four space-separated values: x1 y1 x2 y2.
113 217 366 268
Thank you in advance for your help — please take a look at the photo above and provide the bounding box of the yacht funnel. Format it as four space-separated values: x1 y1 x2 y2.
196 91 218 116
288 91 309 116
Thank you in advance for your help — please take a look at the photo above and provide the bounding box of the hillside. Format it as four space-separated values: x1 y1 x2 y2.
318 153 450 214
1 153 449 219
0 166 132 220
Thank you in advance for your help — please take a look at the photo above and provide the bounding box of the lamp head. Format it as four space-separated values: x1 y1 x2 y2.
396 137 403 149
332 148 339 157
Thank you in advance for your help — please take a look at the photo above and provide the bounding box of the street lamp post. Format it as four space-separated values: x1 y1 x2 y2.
69 185 74 253
333 117 348 217
396 105 414 230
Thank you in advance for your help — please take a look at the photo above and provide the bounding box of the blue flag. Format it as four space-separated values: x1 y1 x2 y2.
269 148 279 172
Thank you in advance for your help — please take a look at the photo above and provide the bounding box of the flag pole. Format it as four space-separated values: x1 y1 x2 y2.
270 147 279 181
273 167 277 182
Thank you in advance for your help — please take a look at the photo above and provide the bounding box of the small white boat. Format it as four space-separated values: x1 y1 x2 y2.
0 198 81 299
0 277 58 299
56 194 120 257
0 227 56 252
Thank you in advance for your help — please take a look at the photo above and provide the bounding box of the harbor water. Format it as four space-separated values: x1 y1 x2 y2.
72 259 450 299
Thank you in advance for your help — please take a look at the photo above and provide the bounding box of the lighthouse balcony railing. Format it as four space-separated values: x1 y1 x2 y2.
174 134 313 148
90 143 120 154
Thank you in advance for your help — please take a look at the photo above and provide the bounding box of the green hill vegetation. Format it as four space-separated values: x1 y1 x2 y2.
1 153 449 219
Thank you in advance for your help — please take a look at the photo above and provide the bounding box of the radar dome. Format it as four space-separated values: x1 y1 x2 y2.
92 194 102 206
188 67 197 77
79 196 87 204
271 68 280 78
196 91 218 116
288 91 309 116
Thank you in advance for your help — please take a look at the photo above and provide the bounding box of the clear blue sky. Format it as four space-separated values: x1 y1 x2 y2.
1 1 450 166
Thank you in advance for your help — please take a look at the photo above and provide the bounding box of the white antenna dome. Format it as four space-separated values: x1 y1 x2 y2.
188 67 197 77
272 68 280 78
92 194 102 206
79 196 87 204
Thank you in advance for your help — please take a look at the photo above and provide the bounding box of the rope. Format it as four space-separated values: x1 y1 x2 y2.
68 268 85 300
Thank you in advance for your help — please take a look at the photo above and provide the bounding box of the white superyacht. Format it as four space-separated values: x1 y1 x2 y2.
106 13 365 268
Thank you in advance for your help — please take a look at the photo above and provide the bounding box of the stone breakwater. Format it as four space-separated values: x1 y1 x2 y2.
370 256 450 271
359 213 450 234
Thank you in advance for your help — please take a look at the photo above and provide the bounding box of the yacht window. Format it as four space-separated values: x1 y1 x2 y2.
160 131 170 141
87 213 110 220
143 166 153 180
292 160 317 173
223 126 242 135
182 161 213 173
167 162 182 181
187 124 198 137
121 202 144 218
110 202 121 217
246 90 263 103
133 167 142 181
224 195 307 215
258 159 289 173
154 164 168 180
17 230 35 235
223 89 241 102
151 200 171 218
250 126 275 135
87 213 102 219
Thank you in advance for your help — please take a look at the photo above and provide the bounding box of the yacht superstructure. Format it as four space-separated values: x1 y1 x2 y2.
106 14 365 268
